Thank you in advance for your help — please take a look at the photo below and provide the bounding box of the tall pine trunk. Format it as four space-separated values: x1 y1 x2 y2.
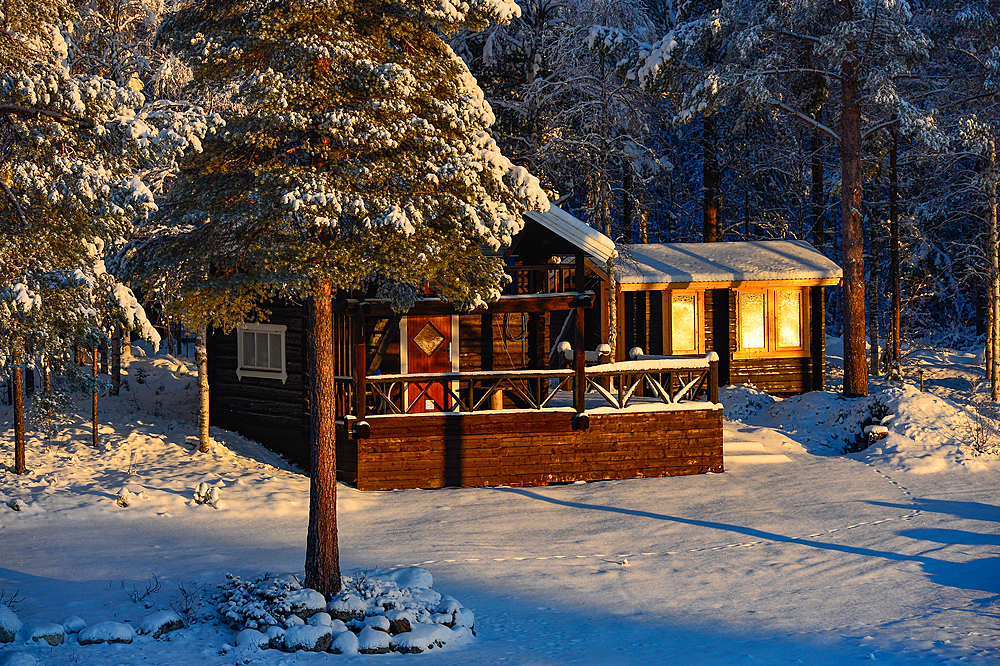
92 347 99 448
890 126 901 379
196 324 210 453
869 201 880 376
13 346 26 474
811 128 825 249
841 63 868 398
703 114 721 242
304 279 341 595
989 140 999 401
111 324 122 396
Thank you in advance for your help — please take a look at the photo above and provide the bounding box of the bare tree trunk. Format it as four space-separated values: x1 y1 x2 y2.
607 258 617 358
869 202 880 376
42 356 51 441
841 61 868 398
989 140 999 401
812 128 825 249
889 126 901 379
703 114 721 242
13 346 26 474
196 325 210 453
304 279 342 596
111 324 122 396
92 347 99 448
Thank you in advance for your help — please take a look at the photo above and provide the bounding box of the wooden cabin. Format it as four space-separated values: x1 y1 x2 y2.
616 240 843 394
207 206 725 487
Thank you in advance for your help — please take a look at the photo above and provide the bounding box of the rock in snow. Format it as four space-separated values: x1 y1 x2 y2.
357 626 391 654
282 623 332 652
0 606 22 643
137 610 184 639
27 622 64 646
58 616 86 634
329 629 359 655
78 621 135 645
327 592 367 621
286 588 326 618
235 628 270 651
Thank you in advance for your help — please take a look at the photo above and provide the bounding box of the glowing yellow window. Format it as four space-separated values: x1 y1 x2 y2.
775 290 802 348
739 293 766 349
671 293 697 353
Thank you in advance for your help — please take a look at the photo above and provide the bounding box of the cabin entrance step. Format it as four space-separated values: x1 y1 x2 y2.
724 453 792 464
723 440 765 454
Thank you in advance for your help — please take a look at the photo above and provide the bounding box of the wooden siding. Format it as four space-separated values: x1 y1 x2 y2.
339 408 723 490
207 302 311 468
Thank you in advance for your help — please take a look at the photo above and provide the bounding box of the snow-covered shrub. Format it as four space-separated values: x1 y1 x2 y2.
193 482 220 507
0 605 22 643
216 574 302 631
719 384 776 422
116 487 132 507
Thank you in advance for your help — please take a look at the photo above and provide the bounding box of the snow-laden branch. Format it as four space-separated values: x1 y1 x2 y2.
768 99 841 143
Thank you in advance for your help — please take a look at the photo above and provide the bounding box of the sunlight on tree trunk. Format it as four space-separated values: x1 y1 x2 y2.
196 324 210 453
305 280 341 596
92 347 99 448
13 347 26 475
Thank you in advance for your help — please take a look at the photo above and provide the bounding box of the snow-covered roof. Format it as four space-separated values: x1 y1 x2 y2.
525 205 618 264
618 240 842 285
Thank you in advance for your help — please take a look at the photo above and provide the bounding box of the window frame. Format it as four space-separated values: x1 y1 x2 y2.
661 289 704 356
734 286 809 359
236 322 288 384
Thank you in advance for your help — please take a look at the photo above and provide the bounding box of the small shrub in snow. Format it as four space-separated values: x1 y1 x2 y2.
0 605 23 643
78 621 135 645
217 573 301 630
116 487 132 507
137 609 184 639
719 384 776 422
193 482 220 507
7 500 24 512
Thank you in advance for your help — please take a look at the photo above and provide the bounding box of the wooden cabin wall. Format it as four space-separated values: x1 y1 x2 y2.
207 302 311 469
458 313 550 372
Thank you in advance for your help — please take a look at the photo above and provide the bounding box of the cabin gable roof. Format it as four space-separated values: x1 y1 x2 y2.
618 240 842 286
523 206 618 265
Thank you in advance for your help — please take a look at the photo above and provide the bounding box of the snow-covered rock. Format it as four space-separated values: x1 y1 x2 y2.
0 606 22 643
27 622 64 646
307 611 332 626
329 629 359 655
384 609 414 634
58 616 86 634
357 626 391 654
327 592 367 621
265 625 285 649
137 610 183 638
286 588 326 618
282 623 332 652
389 622 453 653
235 628 270 651
78 621 135 645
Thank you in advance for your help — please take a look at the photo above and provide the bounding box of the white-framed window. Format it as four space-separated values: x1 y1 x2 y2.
236 323 287 384
735 287 808 358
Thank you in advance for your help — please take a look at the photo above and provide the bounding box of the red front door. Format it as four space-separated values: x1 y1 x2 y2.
405 315 453 413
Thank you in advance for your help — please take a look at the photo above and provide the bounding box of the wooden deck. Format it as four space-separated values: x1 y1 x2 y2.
337 405 723 491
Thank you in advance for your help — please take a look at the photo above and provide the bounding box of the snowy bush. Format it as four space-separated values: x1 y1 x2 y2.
193 482 220 507
216 573 302 631
719 384 776 421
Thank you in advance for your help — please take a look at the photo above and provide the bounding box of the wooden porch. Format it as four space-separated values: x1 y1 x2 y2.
335 308 724 490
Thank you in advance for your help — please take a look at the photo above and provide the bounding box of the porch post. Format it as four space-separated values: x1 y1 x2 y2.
352 303 370 419
574 305 585 413
709 357 719 404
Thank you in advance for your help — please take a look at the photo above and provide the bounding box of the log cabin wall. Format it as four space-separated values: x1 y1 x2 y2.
342 407 723 491
622 285 826 395
207 302 311 468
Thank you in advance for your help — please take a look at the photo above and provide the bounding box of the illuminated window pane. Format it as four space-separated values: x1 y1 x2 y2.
671 294 697 352
740 293 766 349
776 291 801 348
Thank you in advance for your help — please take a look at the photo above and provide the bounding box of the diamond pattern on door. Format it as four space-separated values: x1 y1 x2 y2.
413 321 446 357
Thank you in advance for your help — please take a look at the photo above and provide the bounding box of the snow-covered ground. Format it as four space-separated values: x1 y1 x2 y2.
1 340 998 664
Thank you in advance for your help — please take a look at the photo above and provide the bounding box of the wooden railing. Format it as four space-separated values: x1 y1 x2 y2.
350 354 719 418
504 264 578 295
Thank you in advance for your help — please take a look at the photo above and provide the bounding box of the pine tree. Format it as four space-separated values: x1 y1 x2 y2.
0 1 212 467
159 0 548 595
